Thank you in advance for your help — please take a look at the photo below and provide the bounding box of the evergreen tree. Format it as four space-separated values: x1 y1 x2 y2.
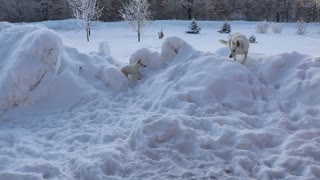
219 20 231 33
186 18 201 34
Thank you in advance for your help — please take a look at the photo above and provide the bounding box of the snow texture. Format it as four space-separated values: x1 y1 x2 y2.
0 21 320 180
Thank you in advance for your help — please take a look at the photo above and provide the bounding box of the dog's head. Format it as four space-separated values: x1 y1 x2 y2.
229 40 243 58
136 59 146 68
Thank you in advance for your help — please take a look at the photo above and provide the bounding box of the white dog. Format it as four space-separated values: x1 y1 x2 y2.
220 32 250 64
121 59 146 80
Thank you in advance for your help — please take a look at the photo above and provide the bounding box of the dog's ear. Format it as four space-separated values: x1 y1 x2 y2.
236 40 240 47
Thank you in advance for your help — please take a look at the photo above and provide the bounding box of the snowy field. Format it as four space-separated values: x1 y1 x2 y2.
0 20 320 180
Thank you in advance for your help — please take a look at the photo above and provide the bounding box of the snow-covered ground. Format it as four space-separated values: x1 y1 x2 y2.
0 20 320 180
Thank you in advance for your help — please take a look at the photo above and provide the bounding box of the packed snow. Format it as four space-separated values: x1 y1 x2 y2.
0 20 320 180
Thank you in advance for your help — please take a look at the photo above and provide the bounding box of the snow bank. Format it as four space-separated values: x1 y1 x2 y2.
128 37 320 179
1 22 320 180
258 52 320 107
0 23 126 114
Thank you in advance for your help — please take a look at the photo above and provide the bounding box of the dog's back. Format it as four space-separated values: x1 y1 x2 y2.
230 33 249 51
121 59 146 79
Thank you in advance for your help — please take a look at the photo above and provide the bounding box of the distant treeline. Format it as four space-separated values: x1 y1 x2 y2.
0 0 319 23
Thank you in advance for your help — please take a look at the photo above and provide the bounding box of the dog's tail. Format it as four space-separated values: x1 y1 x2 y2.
219 39 228 45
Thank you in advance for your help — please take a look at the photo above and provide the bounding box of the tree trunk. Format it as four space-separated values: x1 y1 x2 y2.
86 28 90 42
88 21 91 36
188 8 192 20
138 21 141 42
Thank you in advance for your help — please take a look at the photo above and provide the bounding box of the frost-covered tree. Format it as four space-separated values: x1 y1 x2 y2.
119 0 153 42
68 0 103 42
256 20 270 33
296 17 308 35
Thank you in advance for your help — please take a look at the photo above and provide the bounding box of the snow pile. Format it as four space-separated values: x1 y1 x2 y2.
0 23 126 114
0 22 320 180
258 52 320 107
128 37 320 179
131 37 267 115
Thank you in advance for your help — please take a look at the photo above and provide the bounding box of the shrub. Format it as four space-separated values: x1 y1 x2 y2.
249 34 257 43
218 20 231 33
296 18 307 35
271 23 283 34
158 30 164 39
256 20 270 34
186 18 201 34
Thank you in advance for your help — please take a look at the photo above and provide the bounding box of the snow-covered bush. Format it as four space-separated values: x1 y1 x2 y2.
296 18 307 35
186 18 201 34
271 22 283 34
218 20 231 33
249 34 257 43
256 20 270 34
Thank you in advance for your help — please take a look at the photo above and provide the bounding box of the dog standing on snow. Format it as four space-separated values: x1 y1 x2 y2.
220 32 250 64
121 59 146 80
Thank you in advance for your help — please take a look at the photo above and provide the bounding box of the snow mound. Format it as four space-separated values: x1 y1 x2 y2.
127 37 320 179
135 37 266 114
1 28 320 180
0 24 123 114
258 52 320 106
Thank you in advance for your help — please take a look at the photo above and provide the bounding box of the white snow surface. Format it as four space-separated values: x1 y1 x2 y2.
0 20 320 180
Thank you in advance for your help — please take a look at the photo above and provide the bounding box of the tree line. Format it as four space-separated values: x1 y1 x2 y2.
0 0 319 23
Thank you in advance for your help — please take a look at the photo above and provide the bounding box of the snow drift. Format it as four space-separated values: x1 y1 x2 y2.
0 22 320 180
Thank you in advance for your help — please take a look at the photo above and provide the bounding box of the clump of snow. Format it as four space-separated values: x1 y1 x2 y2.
215 46 231 57
161 36 196 65
129 48 164 71
100 65 129 92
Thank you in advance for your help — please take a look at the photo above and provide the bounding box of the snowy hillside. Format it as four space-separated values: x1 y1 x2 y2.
0 20 320 180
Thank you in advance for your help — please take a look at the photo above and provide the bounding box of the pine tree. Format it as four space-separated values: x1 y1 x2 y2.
186 18 201 34
219 20 231 33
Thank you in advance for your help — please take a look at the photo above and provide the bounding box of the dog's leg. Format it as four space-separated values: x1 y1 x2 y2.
138 72 143 78
241 52 248 64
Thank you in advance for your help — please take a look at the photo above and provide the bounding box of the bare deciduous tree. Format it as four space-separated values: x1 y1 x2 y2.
68 0 103 42
180 0 194 20
119 0 153 42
